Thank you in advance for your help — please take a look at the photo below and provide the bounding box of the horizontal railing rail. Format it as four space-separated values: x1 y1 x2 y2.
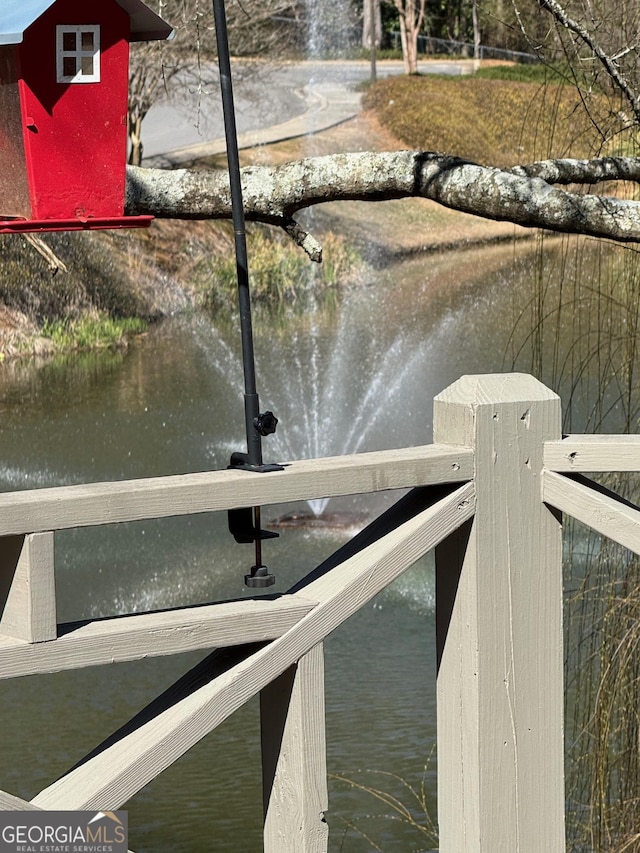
0 443 472 536
543 435 640 557
0 595 318 680
545 434 640 472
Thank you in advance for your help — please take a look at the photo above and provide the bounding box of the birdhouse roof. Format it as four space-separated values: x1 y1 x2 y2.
0 0 173 45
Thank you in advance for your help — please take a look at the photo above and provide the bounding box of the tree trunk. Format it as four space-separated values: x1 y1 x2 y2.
405 20 419 74
394 0 426 74
473 0 481 60
128 114 144 168
362 0 382 49
398 13 411 73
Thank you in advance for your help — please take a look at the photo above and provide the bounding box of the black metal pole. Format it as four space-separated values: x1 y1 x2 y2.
213 0 280 588
212 0 262 468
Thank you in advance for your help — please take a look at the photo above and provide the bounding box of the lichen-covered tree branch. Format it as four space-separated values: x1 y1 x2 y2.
125 152 640 261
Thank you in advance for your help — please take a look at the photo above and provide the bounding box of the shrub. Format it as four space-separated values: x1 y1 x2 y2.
200 228 361 311
41 314 147 351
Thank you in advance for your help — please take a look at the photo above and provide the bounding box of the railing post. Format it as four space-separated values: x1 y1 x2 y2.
260 642 328 853
0 533 56 642
433 374 564 852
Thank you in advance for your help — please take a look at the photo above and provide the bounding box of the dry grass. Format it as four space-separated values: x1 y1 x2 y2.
363 74 617 165
505 227 640 852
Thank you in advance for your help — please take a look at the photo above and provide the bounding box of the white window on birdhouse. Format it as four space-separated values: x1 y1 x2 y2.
56 26 101 84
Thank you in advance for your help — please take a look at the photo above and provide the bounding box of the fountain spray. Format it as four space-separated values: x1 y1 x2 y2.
212 0 282 588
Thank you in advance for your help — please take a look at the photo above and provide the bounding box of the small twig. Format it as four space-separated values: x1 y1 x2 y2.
335 817 384 852
538 0 640 125
24 234 68 274
282 217 323 262
617 832 640 853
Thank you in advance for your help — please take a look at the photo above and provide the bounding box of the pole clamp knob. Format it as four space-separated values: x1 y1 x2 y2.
254 411 278 436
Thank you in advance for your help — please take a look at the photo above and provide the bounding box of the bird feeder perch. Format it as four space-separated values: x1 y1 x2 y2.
0 0 173 234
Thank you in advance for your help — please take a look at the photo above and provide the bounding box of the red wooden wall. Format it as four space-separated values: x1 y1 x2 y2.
17 0 131 221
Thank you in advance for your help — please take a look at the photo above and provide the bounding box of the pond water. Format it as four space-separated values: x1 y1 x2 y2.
0 235 632 851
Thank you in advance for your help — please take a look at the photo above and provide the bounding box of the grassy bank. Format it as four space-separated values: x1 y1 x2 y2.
363 68 616 164
0 230 166 359
0 219 360 358
41 315 148 352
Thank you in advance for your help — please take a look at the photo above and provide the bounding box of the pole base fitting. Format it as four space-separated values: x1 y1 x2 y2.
245 565 276 588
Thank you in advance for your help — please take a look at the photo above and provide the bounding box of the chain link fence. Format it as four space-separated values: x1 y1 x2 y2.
390 32 539 64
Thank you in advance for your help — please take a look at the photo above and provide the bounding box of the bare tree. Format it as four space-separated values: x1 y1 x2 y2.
392 0 426 73
363 0 382 49
127 1 205 166
127 0 301 165
472 0 480 59
128 42 179 166
516 0 640 135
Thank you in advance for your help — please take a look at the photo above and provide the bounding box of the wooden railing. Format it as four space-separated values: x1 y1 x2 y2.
1 372 639 851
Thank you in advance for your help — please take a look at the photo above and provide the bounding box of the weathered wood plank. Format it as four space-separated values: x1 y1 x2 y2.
0 790 42 810
31 482 475 810
0 445 472 537
261 643 328 853
0 533 56 643
544 434 640 471
543 471 640 554
434 374 565 853
0 596 317 680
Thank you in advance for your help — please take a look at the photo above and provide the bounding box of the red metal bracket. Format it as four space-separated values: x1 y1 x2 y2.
0 216 154 234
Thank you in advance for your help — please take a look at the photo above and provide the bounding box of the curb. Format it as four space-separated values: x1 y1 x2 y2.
144 83 361 168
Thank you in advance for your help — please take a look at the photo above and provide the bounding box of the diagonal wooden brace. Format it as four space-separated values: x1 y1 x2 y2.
31 481 475 811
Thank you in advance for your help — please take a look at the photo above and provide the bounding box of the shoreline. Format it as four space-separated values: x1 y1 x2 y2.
0 110 534 361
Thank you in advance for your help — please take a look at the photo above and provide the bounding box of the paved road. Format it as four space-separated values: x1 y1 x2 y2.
142 59 476 166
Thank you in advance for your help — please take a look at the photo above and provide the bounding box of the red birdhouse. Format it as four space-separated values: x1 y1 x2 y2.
0 0 173 233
